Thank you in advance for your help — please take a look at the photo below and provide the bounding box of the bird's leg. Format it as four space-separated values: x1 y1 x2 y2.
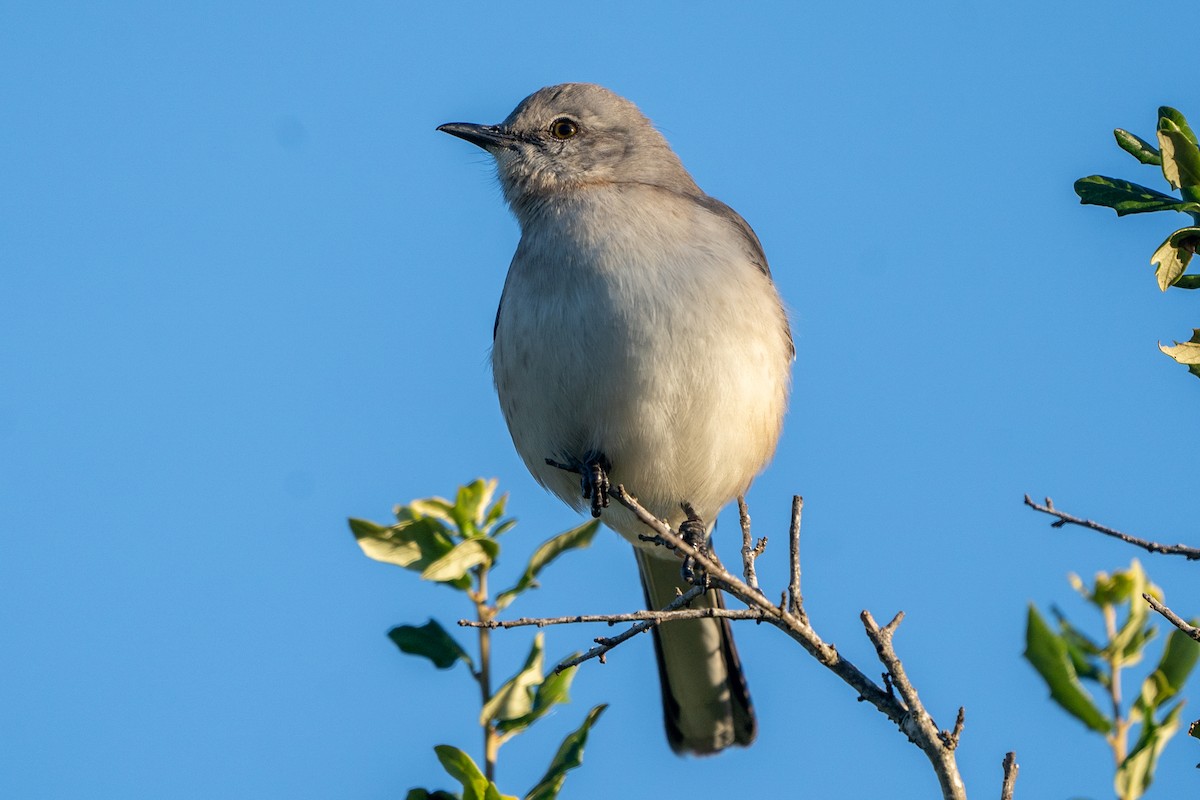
678 502 710 587
544 451 611 518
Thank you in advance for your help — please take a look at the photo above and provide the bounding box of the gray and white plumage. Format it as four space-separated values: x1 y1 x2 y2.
439 83 792 755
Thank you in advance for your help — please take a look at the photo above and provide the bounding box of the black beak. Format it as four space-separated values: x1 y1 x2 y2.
437 122 513 150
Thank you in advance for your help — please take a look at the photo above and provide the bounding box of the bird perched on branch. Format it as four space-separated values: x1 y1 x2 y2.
438 83 793 755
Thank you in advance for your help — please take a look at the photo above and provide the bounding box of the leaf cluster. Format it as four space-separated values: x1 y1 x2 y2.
1075 106 1200 378
350 479 603 800
1024 560 1199 800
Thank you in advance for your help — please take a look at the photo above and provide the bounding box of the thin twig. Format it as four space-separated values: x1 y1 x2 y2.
481 481 974 800
1024 495 1200 560
1143 593 1200 642
608 485 967 800
461 605 770 629
738 496 767 593
551 585 706 672
1000 752 1018 800
939 707 966 750
860 610 965 798
789 495 806 622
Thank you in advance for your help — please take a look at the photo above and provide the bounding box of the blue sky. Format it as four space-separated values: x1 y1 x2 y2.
4 2 1200 798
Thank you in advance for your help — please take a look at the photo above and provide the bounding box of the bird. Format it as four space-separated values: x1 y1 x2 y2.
437 83 793 755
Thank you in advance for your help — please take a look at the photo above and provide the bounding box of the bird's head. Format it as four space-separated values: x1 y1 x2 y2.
438 83 697 214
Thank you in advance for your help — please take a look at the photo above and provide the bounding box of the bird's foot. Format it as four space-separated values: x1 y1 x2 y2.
679 502 710 588
545 451 611 518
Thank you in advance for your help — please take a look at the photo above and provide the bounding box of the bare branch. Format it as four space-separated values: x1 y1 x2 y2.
608 485 968 800
480 479 981 800
939 707 966 751
550 585 707 671
1000 752 1018 800
738 496 767 593
1024 495 1200 560
788 495 806 623
461 604 769 629
861 610 965 796
1143 592 1200 642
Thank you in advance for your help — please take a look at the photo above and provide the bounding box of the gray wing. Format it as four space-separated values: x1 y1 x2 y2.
696 195 795 360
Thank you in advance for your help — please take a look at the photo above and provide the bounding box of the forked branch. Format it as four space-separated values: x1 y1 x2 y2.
1023 495 1200 560
464 487 1009 800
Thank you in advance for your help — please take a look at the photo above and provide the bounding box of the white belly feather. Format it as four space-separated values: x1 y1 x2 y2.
491 185 791 550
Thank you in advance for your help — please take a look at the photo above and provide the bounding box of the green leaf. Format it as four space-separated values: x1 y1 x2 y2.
1068 572 1090 601
388 620 473 670
483 491 507 524
1139 626 1200 711
1115 701 1184 800
405 497 458 527
1158 120 1200 192
496 520 600 611
406 790 460 800
1160 106 1198 147
1151 227 1200 290
434 746 488 800
1024 604 1112 733
497 664 579 739
421 538 500 583
1093 563 1139 606
350 517 467 588
451 479 498 538
524 705 607 800
1173 275 1200 289
481 634 545 726
491 519 518 538
1116 624 1157 670
1051 609 1105 683
1074 175 1200 216
1159 329 1200 380
1115 129 1162 165
428 748 517 800
1108 562 1152 663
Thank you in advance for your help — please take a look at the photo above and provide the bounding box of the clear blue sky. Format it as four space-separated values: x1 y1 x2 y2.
4 2 1199 798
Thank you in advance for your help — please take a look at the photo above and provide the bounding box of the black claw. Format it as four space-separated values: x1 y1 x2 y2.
545 452 611 517
678 502 710 587
582 451 611 517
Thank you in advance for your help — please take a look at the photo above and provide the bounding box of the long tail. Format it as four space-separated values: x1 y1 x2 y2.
634 548 756 755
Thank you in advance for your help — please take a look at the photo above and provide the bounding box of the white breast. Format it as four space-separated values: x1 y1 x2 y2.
492 184 792 547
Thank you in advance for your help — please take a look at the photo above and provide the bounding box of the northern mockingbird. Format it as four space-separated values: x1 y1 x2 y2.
438 83 792 755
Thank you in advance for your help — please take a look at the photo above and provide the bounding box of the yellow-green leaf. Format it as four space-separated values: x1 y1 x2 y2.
351 517 454 572
1139 626 1200 711
434 745 488 800
421 538 499 583
481 633 544 726
1158 120 1200 191
1115 702 1184 800
496 520 600 611
497 664 579 739
452 479 499 537
1159 328 1200 378
524 705 606 800
404 497 458 526
1160 106 1198 147
1150 228 1200 291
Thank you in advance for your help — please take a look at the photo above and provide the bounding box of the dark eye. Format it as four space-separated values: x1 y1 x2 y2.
549 118 578 140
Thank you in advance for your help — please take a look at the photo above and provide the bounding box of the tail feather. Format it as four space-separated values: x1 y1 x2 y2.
635 548 756 755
